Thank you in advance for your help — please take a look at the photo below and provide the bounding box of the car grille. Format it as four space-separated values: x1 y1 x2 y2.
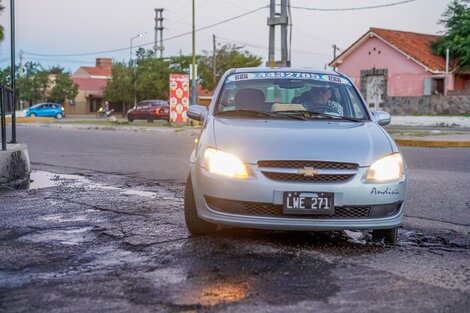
205 196 373 219
262 172 354 183
257 160 359 170
257 160 358 183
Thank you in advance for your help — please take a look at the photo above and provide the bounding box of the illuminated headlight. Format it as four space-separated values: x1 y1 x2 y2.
204 148 248 178
367 153 404 182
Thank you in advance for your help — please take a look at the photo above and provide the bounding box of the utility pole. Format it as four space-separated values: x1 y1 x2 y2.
267 0 290 67
19 49 24 77
445 48 449 96
332 44 340 70
212 34 217 86
154 8 164 58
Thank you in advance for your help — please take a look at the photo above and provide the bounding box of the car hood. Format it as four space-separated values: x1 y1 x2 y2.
212 118 393 166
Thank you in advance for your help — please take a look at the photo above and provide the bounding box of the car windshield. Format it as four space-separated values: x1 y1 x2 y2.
215 71 369 121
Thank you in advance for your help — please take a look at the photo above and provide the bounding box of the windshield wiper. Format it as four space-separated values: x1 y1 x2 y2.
274 110 362 122
217 109 307 120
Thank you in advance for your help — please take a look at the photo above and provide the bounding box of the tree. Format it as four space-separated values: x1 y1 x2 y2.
0 66 11 85
103 62 133 113
135 57 172 100
432 0 470 68
0 1 4 42
47 72 78 104
198 43 262 90
16 62 49 106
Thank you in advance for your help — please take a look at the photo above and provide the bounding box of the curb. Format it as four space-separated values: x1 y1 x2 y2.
395 139 470 148
6 117 54 123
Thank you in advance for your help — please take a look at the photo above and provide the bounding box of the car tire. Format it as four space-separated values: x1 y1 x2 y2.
29 113 37 117
127 116 134 122
147 116 154 123
55 113 64 119
184 174 217 235
372 227 398 244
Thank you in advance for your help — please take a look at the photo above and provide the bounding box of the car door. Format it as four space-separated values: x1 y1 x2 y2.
37 104 48 116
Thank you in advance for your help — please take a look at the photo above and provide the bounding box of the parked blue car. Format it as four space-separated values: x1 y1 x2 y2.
26 103 65 119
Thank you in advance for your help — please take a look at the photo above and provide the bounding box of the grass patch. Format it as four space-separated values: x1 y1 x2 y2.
412 113 470 117
387 130 464 137
53 120 193 128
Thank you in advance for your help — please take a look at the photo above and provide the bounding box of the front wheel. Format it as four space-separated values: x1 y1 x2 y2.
29 113 37 117
372 227 398 244
55 113 64 119
184 175 217 235
147 116 154 123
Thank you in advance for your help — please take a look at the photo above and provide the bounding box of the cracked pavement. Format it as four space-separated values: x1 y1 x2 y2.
1 167 469 313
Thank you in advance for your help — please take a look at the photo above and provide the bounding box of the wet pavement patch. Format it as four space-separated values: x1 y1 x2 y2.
1 169 469 312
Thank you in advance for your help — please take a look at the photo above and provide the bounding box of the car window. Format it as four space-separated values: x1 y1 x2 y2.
216 72 368 120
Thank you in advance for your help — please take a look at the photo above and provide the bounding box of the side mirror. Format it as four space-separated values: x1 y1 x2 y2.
187 104 208 122
373 111 391 126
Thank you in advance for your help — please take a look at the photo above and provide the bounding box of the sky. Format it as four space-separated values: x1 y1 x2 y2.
0 0 452 73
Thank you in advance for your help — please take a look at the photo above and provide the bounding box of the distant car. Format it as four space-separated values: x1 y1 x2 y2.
184 67 408 244
26 103 65 119
127 100 170 122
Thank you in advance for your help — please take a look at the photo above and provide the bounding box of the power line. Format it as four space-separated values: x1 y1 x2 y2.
286 0 417 12
217 36 331 57
23 5 269 58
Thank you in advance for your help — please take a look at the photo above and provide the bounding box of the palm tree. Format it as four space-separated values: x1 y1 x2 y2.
0 2 4 42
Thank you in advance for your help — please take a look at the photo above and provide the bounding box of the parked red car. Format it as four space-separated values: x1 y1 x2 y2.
127 100 170 122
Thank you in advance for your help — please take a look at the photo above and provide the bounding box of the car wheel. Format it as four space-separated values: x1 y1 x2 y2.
147 116 154 123
127 116 134 122
55 113 64 119
184 175 217 235
29 113 37 117
372 227 398 244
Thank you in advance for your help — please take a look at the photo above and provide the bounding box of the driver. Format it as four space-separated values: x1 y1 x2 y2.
302 86 343 115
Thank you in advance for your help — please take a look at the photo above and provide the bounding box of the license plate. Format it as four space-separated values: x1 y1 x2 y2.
283 192 334 215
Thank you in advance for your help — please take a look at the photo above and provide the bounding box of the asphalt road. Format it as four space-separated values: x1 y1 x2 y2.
14 125 470 227
0 124 468 312
15 125 197 182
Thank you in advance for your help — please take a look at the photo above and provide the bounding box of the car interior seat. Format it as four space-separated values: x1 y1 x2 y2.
291 91 311 103
234 88 268 111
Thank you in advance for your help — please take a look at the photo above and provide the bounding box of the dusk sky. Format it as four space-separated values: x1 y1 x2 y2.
0 0 452 73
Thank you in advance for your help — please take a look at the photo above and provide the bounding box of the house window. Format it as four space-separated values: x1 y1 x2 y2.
424 78 444 95
434 78 444 94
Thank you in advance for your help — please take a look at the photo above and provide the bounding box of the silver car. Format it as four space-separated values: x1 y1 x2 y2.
185 68 407 244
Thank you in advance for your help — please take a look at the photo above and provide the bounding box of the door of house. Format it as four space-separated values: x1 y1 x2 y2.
366 75 386 111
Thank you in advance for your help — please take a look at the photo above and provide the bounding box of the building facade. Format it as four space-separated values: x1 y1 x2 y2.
65 58 112 115
329 28 470 110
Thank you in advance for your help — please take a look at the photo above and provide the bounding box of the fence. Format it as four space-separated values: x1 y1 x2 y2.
0 84 16 151
381 95 470 115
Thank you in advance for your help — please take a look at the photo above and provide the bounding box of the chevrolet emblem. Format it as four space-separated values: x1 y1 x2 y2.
297 167 321 177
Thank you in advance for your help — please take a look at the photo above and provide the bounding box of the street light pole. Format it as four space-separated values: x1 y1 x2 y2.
191 0 197 106
10 0 16 143
129 32 146 109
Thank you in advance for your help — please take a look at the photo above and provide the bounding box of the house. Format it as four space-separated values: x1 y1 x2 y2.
64 58 112 115
329 27 470 110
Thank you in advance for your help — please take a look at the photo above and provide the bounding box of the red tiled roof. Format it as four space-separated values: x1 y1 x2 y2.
331 27 449 72
80 67 112 77
72 77 108 97
370 27 445 71
196 84 214 97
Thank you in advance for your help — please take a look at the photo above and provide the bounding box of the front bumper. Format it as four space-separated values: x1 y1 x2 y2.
191 163 407 231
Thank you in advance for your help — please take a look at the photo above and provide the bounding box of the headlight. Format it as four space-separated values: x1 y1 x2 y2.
367 153 404 181
204 147 248 178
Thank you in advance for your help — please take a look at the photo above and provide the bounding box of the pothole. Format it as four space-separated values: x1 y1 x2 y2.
29 170 157 198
